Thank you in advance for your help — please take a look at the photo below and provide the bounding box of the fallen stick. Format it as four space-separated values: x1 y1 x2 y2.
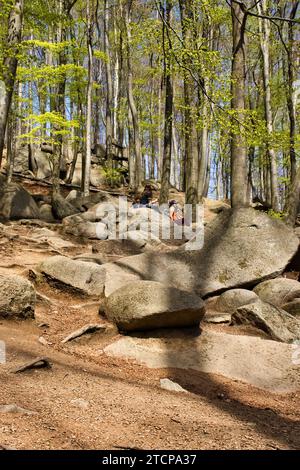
62 324 106 344
12 357 52 374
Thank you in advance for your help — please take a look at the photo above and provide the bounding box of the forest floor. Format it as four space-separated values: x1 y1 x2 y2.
0 182 299 450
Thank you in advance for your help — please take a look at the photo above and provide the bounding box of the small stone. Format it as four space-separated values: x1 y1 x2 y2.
160 378 189 394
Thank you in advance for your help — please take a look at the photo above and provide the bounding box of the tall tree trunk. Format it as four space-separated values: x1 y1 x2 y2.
257 0 279 212
286 1 299 184
285 165 300 226
230 0 248 208
179 0 199 210
197 97 208 202
82 0 93 196
104 0 114 167
159 0 173 205
124 1 142 191
0 0 24 166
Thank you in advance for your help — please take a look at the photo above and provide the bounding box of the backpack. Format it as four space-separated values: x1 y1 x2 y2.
170 203 184 224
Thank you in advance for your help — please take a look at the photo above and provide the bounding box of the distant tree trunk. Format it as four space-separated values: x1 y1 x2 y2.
159 0 173 205
82 0 93 196
285 165 300 226
179 0 199 211
203 136 212 198
286 1 299 184
124 1 142 190
104 0 114 167
198 97 209 202
172 124 179 188
0 0 24 167
157 76 163 180
257 0 279 212
230 0 248 208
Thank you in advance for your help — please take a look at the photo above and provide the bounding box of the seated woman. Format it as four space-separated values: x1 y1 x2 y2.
169 199 184 225
133 184 156 208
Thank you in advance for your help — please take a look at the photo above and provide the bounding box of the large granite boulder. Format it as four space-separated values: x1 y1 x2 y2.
0 272 35 319
232 299 300 343
99 208 299 297
103 280 205 332
0 176 40 221
39 256 105 296
204 288 259 323
253 278 300 307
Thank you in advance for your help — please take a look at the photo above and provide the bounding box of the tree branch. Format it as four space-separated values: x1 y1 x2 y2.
231 0 300 23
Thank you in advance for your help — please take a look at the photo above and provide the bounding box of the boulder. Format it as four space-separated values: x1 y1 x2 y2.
39 204 56 223
253 278 300 307
51 192 80 220
104 330 300 392
90 165 106 187
0 272 35 319
69 155 105 188
0 177 41 221
34 149 52 179
73 253 116 265
204 289 258 323
121 230 163 251
71 192 110 212
13 145 30 173
104 280 205 331
63 218 108 239
282 299 300 318
31 228 75 250
39 256 105 295
99 208 299 297
65 190 79 202
215 289 259 312
232 299 300 343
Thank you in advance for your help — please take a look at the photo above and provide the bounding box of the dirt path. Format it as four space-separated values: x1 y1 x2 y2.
0 320 299 450
0 220 299 450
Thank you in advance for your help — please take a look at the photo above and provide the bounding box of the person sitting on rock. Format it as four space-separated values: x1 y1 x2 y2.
169 199 184 225
133 184 158 208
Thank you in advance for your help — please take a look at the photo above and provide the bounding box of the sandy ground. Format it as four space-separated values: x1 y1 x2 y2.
0 202 299 450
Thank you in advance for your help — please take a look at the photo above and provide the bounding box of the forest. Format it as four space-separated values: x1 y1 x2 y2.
0 0 299 218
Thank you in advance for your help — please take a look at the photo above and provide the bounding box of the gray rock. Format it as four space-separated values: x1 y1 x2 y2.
39 204 56 222
104 330 300 392
233 299 300 343
104 280 205 332
160 378 188 393
122 230 163 251
34 149 52 179
65 190 79 202
203 290 257 324
282 299 300 318
100 208 299 298
64 219 108 239
215 289 258 312
51 192 79 220
73 253 108 265
90 166 106 187
31 228 75 249
0 272 35 319
0 176 41 221
39 256 105 296
254 278 300 307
